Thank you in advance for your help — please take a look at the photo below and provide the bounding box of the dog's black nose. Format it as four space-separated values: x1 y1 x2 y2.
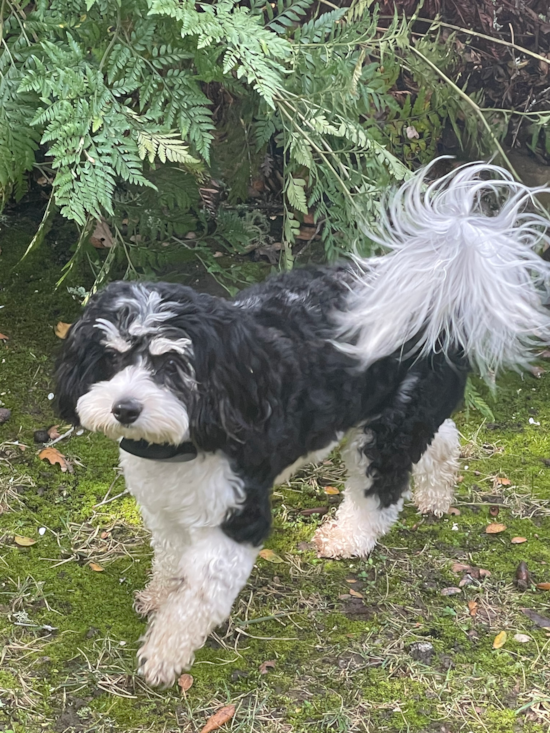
112 399 142 425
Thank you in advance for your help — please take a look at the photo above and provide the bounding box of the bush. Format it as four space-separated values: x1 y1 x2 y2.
1 0 547 288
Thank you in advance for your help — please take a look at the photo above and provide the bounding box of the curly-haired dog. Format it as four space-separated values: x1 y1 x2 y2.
55 160 550 686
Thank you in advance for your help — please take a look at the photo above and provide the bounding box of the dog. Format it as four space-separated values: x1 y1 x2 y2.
55 160 550 686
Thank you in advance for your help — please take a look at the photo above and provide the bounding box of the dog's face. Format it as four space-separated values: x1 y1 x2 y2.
55 283 197 445
55 281 277 449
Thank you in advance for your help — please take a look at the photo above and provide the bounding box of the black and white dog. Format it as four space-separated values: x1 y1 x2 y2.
55 161 550 686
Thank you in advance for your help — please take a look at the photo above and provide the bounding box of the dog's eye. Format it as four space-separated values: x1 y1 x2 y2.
165 358 179 374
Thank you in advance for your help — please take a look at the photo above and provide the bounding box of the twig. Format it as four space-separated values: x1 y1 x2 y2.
93 488 129 509
234 611 295 629
94 472 122 508
46 427 74 447
412 17 550 67
410 45 520 179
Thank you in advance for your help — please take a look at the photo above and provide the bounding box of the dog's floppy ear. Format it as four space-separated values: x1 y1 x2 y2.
189 316 280 447
54 300 114 424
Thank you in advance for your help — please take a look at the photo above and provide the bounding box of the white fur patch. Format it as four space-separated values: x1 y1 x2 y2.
76 365 189 445
314 429 401 559
94 318 132 353
336 160 550 377
117 285 179 337
119 449 252 686
137 527 258 687
412 418 460 517
148 336 193 356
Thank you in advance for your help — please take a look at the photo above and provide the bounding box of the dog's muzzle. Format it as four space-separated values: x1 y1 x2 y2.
112 399 143 425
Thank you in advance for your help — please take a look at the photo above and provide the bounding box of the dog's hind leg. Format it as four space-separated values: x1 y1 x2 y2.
313 428 406 559
137 526 257 687
412 418 460 517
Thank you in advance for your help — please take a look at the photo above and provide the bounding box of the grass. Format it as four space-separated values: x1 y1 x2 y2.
1 214 550 732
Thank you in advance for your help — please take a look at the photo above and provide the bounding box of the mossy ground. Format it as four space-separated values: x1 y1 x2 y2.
1 215 550 733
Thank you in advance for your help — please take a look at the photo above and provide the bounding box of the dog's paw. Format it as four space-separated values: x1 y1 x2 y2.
313 521 376 560
137 635 194 688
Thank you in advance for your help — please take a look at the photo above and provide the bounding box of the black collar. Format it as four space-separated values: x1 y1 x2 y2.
120 438 198 462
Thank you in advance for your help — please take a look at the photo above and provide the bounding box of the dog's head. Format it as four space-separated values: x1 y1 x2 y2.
55 282 274 447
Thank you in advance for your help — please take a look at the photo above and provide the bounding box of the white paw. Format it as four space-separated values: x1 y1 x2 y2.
137 627 195 687
313 521 376 560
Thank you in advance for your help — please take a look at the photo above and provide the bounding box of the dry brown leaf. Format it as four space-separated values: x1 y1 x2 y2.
451 562 471 574
258 548 283 564
200 704 236 733
513 633 531 643
100 531 110 540
299 507 328 516
441 587 461 596
522 608 550 627
486 523 507 534
493 631 507 649
515 561 531 591
494 477 511 487
467 600 478 617
536 582 550 591
54 322 72 339
0 333 8 341
323 486 340 495
47 425 61 440
489 505 500 517
259 660 276 675
39 447 69 472
178 673 194 692
90 218 114 248
14 535 37 547
89 562 104 572
349 588 363 599
511 537 527 544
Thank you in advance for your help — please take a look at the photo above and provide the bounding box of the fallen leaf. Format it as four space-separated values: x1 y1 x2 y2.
100 531 110 540
536 582 550 591
299 507 327 516
493 631 507 649
178 673 193 692
515 561 531 591
14 535 37 547
338 593 351 600
349 588 363 598
494 477 511 487
345 578 357 583
47 425 61 440
90 218 114 248
39 447 69 472
441 587 461 596
489 505 500 517
323 486 340 495
486 523 507 534
479 568 492 578
89 562 104 572
200 704 236 733
259 548 283 564
513 633 531 643
467 600 478 617
259 660 276 674
54 322 71 339
511 537 527 544
451 562 471 574
0 333 8 341
529 366 545 378
459 575 473 588
448 507 461 515
522 608 550 628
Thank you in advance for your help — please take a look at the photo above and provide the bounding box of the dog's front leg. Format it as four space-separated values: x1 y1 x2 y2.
137 526 258 687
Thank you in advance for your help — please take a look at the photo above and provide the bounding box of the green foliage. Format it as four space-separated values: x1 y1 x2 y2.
2 0 547 284
464 377 496 422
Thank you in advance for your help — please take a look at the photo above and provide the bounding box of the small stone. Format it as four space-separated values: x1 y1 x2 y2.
409 641 434 664
34 430 50 444
0 408 11 424
513 633 531 643
47 393 54 401
38 527 46 536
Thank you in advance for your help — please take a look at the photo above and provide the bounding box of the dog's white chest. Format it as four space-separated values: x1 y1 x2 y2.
119 450 244 538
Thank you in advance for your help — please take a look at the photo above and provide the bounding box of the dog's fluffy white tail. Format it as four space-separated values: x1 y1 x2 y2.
338 159 550 376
